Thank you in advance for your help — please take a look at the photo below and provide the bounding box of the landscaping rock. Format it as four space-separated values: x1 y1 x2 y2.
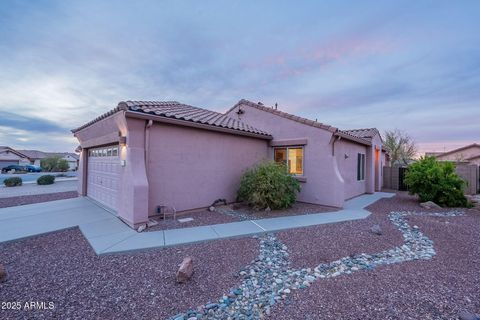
370 224 382 235
137 224 147 232
176 257 194 283
208 206 215 212
458 310 480 320
420 201 442 209
168 210 464 319
147 219 158 227
0 264 6 282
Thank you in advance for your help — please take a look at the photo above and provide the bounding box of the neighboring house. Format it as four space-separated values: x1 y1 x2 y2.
0 146 30 169
426 143 480 165
18 150 80 170
72 99 386 229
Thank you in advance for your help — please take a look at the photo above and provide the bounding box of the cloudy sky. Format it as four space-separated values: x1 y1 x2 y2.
0 0 478 154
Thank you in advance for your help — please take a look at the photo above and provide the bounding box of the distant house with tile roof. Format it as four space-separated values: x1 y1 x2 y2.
0 146 30 169
72 99 387 229
426 143 480 165
18 150 79 170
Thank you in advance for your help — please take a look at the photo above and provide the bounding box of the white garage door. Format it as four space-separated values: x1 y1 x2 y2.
87 145 120 212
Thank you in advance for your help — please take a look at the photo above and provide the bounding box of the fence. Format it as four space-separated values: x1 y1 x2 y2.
383 163 479 195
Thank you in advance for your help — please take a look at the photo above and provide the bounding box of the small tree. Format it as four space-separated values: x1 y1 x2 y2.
404 156 469 207
41 156 61 172
57 159 69 172
384 129 417 166
237 161 301 210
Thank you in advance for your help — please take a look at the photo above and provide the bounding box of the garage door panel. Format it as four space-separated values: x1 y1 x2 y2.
87 145 119 212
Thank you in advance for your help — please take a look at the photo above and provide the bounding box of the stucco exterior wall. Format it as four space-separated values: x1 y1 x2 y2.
436 146 480 162
226 104 345 207
147 122 269 213
335 139 367 199
73 112 125 197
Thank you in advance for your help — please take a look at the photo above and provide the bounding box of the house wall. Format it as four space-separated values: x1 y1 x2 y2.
74 112 150 228
147 122 269 214
0 151 22 161
226 104 345 207
436 146 480 162
335 140 367 199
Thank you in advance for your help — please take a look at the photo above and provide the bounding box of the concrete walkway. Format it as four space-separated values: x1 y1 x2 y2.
0 192 395 255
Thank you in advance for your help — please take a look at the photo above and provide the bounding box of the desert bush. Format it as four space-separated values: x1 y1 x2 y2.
237 161 301 210
404 156 470 207
57 159 69 172
41 156 69 172
37 175 55 185
4 177 22 187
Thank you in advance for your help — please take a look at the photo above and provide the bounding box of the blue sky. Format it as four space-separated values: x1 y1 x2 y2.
0 0 479 153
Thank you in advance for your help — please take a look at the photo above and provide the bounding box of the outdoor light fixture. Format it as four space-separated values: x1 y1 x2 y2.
119 135 127 146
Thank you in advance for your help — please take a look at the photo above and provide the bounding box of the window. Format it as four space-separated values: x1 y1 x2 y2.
274 147 304 175
112 147 118 156
357 153 365 181
107 148 112 156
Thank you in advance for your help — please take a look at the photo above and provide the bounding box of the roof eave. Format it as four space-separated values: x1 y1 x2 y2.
125 110 273 140
335 132 372 146
230 99 338 133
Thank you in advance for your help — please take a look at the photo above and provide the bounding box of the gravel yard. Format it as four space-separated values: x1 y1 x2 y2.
0 191 78 208
147 209 241 231
0 192 478 319
0 229 258 319
234 202 338 219
269 192 480 319
147 202 337 231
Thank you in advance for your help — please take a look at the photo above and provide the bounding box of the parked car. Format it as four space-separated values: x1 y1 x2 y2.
1 164 27 173
25 165 42 172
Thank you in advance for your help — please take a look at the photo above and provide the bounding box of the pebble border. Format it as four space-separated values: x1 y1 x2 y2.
170 210 463 320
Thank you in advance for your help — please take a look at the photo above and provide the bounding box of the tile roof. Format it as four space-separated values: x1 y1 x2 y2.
17 150 46 159
17 150 79 160
341 128 380 139
435 143 480 158
228 99 338 133
72 101 272 138
229 99 382 146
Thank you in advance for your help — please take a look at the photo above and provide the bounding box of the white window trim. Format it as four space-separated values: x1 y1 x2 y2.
273 146 305 176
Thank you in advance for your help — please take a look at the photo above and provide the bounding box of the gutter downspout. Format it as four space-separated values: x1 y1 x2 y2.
331 134 341 156
145 120 153 177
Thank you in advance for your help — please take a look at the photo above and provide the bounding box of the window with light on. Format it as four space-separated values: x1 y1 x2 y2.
274 147 304 175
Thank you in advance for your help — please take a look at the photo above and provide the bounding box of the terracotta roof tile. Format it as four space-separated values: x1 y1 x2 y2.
341 128 380 139
228 99 338 133
72 101 271 138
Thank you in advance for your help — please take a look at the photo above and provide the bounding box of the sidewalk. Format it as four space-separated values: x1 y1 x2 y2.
0 192 395 255
0 180 77 198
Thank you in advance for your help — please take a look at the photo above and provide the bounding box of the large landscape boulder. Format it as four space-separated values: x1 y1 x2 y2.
0 263 7 283
420 201 442 209
370 224 383 235
176 257 194 283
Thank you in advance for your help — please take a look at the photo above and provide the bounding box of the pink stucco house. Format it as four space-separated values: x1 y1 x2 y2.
72 99 386 228
426 143 480 165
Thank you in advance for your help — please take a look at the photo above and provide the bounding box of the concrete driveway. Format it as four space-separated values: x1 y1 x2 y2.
0 193 395 255
0 197 136 253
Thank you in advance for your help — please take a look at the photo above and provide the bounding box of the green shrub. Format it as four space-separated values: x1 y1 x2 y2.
40 156 69 172
57 159 69 172
237 161 301 210
404 157 470 207
4 177 22 187
37 175 55 185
